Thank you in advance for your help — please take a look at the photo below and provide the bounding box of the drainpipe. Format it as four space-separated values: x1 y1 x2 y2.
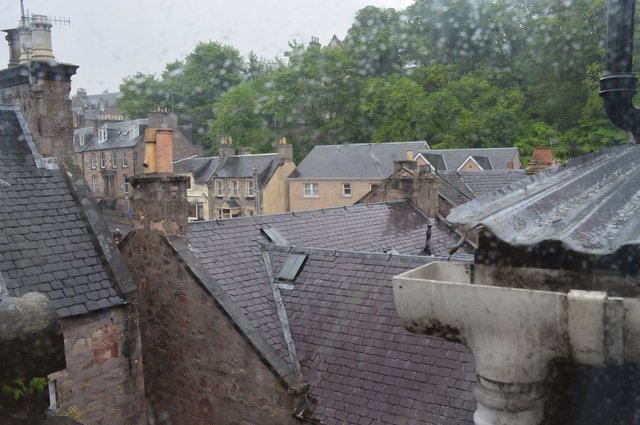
599 0 640 141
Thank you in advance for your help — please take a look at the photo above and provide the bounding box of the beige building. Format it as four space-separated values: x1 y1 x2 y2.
288 141 428 211
289 143 524 211
175 137 295 220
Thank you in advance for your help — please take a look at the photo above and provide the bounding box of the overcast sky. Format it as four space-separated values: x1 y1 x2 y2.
0 0 413 94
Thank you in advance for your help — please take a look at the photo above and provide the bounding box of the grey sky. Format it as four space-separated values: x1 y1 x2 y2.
0 0 413 94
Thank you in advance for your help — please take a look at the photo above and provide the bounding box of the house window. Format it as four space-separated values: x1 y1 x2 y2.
246 179 255 197
75 133 85 146
111 151 118 169
215 180 223 197
231 180 239 197
123 174 129 194
131 125 139 139
303 183 319 198
246 208 255 217
342 183 352 197
91 175 97 193
122 150 128 168
370 183 379 192
90 154 96 170
100 152 106 169
98 129 107 143
189 202 205 220
217 208 240 220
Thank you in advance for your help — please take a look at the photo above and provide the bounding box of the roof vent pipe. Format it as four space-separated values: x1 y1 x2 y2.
599 0 640 141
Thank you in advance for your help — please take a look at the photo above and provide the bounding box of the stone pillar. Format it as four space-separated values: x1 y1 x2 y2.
128 174 189 241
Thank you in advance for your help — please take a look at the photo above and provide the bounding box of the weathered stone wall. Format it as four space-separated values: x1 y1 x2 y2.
51 306 146 425
121 231 306 425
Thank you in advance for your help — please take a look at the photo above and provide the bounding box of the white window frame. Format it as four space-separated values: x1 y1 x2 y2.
342 183 352 197
246 179 255 198
131 125 139 139
90 153 96 170
100 152 106 169
303 183 319 198
111 151 118 169
231 180 239 197
122 150 128 168
98 129 107 143
215 180 223 197
76 133 85 146
91 175 97 193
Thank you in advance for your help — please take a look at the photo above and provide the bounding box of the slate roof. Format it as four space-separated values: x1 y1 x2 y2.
0 105 124 317
76 119 147 153
187 201 471 360
268 246 475 425
417 147 520 171
187 201 474 424
291 141 429 180
175 154 281 187
437 170 528 207
448 144 640 257
215 153 279 181
174 156 220 184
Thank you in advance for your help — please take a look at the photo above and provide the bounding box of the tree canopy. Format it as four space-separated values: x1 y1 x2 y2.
119 0 630 162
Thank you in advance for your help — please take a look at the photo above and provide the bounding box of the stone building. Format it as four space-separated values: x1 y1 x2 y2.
174 136 295 220
71 88 122 129
0 16 146 425
75 111 202 214
122 131 476 422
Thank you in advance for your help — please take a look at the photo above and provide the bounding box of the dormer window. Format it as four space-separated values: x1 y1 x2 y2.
75 133 85 146
130 125 139 139
98 129 108 143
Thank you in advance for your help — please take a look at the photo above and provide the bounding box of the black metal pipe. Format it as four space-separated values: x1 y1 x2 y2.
600 0 640 141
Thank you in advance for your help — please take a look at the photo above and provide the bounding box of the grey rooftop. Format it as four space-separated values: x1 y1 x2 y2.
0 106 124 317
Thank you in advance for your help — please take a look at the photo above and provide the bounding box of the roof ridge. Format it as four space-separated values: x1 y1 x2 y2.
262 243 442 264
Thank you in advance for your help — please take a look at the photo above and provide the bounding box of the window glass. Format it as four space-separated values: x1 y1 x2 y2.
304 183 319 197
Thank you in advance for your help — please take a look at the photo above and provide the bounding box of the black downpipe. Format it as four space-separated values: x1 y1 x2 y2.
600 0 640 141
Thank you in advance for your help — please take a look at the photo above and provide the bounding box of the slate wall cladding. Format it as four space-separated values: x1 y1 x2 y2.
51 307 146 425
121 231 305 425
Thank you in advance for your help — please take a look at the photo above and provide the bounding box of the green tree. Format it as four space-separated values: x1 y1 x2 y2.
359 75 429 142
118 73 167 119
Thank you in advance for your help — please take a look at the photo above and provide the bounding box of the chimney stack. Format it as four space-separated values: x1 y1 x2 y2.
3 29 21 67
0 13 77 162
129 122 189 241
218 136 235 160
277 137 293 162
19 15 55 64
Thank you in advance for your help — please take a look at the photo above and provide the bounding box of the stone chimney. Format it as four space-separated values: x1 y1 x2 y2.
129 125 189 241
218 136 235 160
19 15 55 64
277 137 293 162
0 14 77 161
148 110 178 130
309 36 321 48
358 159 438 217
3 29 21 67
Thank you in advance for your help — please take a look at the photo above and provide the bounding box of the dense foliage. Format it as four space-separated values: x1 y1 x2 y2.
119 0 632 162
